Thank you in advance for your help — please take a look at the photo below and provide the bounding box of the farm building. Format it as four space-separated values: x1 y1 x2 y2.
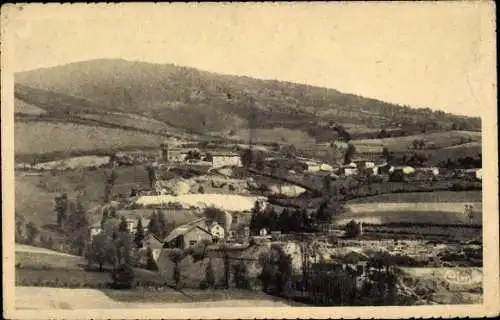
163 218 224 249
228 226 250 243
352 159 376 170
209 152 242 168
159 143 188 163
338 167 358 176
415 167 440 176
374 163 394 175
461 168 482 181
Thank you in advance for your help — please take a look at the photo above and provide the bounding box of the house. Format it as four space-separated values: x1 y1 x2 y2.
338 166 358 176
229 226 250 243
90 222 103 238
375 163 394 175
163 218 224 249
415 167 440 176
142 233 163 261
259 228 269 236
207 220 225 242
210 152 242 168
353 160 375 170
461 168 482 181
158 143 188 163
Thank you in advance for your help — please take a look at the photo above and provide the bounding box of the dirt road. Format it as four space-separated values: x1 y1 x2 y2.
15 287 295 309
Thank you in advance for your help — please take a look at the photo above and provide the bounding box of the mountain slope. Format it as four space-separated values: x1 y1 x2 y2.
15 59 481 136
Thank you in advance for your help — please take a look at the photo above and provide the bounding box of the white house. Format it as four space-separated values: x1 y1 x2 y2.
207 221 225 241
211 152 242 168
476 168 483 180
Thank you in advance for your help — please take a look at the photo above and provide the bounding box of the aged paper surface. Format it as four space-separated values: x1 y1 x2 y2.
2 2 498 319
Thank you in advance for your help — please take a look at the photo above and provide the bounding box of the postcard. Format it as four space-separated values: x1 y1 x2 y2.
2 2 498 319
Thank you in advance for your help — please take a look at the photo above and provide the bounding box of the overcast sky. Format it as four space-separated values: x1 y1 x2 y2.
4 2 495 117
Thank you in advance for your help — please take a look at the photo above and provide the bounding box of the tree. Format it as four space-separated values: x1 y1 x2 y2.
278 208 291 234
285 144 297 160
233 260 251 289
15 214 26 243
146 247 158 271
157 209 168 238
412 139 419 150
119 216 128 232
101 208 109 227
241 148 254 168
111 263 135 289
87 232 108 271
205 259 216 289
148 211 162 239
382 148 393 163
146 165 156 189
134 218 145 248
322 175 332 194
169 249 185 289
104 169 118 203
344 143 356 164
25 221 39 245
344 220 362 238
54 193 68 229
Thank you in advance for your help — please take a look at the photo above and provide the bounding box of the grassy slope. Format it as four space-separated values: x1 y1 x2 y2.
15 59 481 135
347 191 482 204
352 130 481 153
15 121 164 155
14 98 47 115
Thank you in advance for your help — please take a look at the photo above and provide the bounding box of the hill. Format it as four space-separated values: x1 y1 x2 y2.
15 59 481 138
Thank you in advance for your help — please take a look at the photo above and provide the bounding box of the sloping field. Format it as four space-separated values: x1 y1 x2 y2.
136 194 265 212
15 122 163 155
16 247 86 270
236 127 316 148
443 141 481 150
334 202 482 226
32 156 110 171
15 177 57 226
347 202 482 214
15 287 295 309
347 191 482 204
15 98 47 115
352 130 481 153
76 112 175 134
15 244 80 257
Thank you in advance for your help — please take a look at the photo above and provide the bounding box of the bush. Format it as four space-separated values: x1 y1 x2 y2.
111 264 136 289
344 220 362 238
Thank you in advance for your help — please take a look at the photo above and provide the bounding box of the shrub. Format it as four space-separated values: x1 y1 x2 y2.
111 264 136 289
344 220 362 238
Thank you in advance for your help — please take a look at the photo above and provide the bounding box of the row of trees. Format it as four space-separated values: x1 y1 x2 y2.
53 195 89 255
249 199 345 234
86 216 133 272
438 154 482 169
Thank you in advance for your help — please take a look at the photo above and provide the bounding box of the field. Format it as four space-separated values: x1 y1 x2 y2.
347 191 482 204
352 130 481 153
15 121 164 155
14 98 47 115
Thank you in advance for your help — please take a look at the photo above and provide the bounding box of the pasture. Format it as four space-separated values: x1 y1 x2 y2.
347 191 482 204
352 130 481 153
15 121 164 155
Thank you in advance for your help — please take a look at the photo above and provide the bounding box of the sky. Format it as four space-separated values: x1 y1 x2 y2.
3 2 496 117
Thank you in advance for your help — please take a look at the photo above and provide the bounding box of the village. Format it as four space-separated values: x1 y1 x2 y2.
35 135 477 305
